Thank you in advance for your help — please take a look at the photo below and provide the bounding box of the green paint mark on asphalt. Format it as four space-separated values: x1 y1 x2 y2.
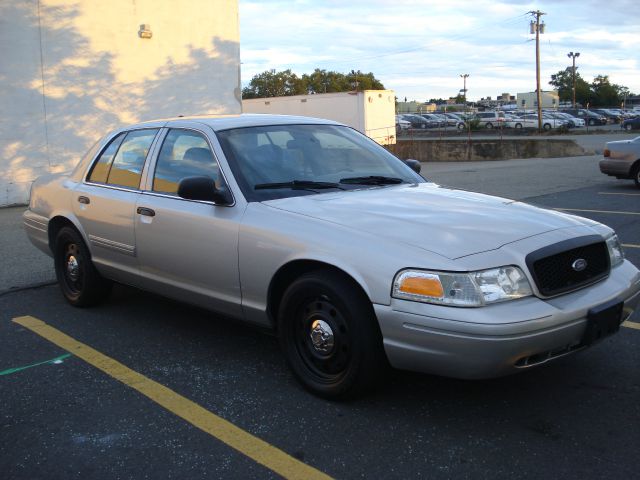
0 353 73 376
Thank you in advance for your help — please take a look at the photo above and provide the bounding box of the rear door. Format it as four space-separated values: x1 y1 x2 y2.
73 128 160 283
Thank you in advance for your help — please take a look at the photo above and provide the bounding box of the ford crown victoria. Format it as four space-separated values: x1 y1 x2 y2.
24 115 640 398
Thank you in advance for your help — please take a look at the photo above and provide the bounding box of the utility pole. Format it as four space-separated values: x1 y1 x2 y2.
530 10 546 131
567 51 580 108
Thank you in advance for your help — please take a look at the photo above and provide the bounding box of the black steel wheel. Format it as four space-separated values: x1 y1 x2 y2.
633 163 640 189
278 270 387 399
54 226 112 307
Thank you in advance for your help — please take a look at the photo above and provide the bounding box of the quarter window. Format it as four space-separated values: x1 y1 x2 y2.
87 133 125 183
106 129 159 189
153 129 219 194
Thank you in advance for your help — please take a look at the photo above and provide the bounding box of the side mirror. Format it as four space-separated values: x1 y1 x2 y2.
403 159 422 174
177 176 232 204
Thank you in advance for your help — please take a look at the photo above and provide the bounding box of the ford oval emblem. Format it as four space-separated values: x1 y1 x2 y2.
572 258 588 272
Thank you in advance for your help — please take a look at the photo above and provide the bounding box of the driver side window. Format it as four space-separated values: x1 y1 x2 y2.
153 129 219 195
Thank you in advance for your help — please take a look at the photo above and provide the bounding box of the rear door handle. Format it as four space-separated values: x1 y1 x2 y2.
137 207 156 217
78 196 90 204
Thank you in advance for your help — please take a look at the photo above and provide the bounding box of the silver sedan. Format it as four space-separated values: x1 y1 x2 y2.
24 115 640 398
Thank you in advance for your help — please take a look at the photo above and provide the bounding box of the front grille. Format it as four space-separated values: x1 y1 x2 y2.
526 236 610 297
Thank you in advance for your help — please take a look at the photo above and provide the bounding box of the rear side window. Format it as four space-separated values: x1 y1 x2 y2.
106 129 159 189
152 129 219 194
87 133 125 183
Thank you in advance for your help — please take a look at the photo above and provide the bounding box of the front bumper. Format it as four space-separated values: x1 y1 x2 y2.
375 260 640 379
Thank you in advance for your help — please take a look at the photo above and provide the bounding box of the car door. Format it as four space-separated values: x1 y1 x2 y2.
73 128 160 283
134 127 244 317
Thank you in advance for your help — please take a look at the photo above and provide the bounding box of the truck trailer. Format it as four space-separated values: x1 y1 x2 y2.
242 90 397 145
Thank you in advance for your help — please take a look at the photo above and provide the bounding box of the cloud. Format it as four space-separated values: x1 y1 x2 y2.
239 0 640 100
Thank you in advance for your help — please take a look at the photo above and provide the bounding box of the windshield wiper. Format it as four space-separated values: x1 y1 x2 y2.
339 175 404 185
254 180 344 190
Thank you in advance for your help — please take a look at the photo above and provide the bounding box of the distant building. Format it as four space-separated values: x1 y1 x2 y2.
1 0 241 205
517 91 560 109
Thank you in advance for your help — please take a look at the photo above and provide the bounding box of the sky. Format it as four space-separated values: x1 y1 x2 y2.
239 0 640 102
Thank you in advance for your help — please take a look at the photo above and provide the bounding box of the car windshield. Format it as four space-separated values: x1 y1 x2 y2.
216 124 424 201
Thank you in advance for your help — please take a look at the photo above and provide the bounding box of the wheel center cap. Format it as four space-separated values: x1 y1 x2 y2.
67 255 79 281
310 319 334 354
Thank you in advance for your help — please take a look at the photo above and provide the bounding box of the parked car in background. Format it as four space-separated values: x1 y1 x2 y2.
548 111 585 128
443 112 466 129
400 114 429 129
475 111 506 129
600 136 640 188
621 117 640 131
23 114 640 398
395 115 411 133
519 113 567 130
592 109 622 124
418 113 445 128
504 115 538 129
562 109 607 126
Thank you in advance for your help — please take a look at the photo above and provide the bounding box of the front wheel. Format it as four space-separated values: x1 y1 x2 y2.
543 123 552 131
54 226 112 306
589 119 596 126
278 270 386 399
625 124 633 131
485 122 494 129
514 123 523 129
633 164 640 189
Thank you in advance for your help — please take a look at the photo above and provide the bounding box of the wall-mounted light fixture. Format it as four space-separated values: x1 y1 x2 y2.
138 24 152 39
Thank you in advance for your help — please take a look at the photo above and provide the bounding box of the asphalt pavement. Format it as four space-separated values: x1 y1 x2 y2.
1 140 639 479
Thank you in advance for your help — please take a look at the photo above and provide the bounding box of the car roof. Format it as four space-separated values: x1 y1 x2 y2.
122 114 343 132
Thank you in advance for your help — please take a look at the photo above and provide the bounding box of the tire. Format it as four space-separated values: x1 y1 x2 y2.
625 124 633 131
633 163 640 189
543 123 552 131
485 122 494 129
54 226 112 307
589 119 596 126
277 270 386 399
514 123 523 129
457 122 465 130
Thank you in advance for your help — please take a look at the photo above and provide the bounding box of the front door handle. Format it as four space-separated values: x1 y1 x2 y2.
78 196 90 204
137 207 156 217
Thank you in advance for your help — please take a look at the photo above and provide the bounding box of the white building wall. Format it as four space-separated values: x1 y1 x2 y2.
516 91 560 110
0 0 241 206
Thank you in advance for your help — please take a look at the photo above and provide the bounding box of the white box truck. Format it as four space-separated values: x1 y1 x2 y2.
242 90 397 145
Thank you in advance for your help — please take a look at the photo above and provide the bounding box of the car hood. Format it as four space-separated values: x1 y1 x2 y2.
263 183 590 259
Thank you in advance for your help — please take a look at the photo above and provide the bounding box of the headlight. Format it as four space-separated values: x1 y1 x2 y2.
392 266 533 307
606 234 624 268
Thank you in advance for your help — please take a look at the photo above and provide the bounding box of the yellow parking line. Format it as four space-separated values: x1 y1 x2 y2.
622 244 640 249
554 207 640 216
12 316 331 480
623 321 640 330
598 192 640 196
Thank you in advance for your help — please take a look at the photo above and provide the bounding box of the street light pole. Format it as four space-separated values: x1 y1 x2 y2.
567 51 580 108
530 10 546 131
460 73 469 106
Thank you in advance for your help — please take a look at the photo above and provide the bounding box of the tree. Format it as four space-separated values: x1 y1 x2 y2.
590 75 622 107
549 68 590 105
302 69 351 94
241 69 306 99
242 69 385 98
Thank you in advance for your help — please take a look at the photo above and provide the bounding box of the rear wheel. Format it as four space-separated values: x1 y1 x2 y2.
543 123 552 131
278 270 386 399
589 118 596 126
625 124 633 131
514 123 523 129
54 226 112 306
485 122 494 129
